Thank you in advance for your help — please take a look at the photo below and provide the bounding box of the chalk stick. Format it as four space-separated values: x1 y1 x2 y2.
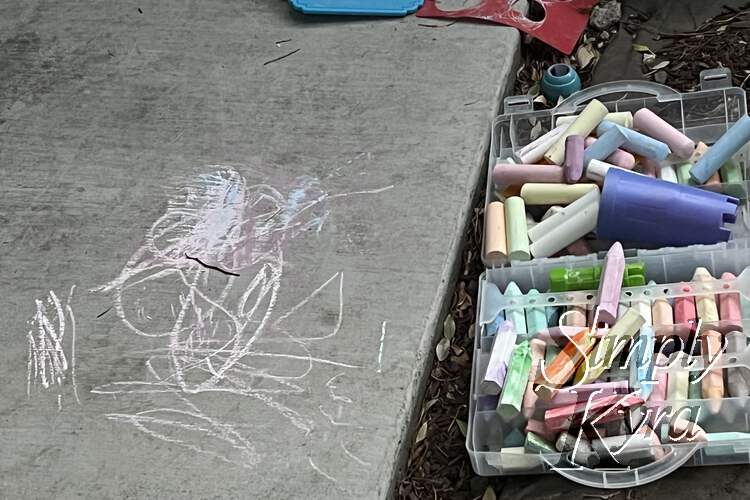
597 121 671 160
515 124 568 164
493 163 566 186
564 135 584 183
556 111 633 129
691 115 750 184
633 108 695 159
498 340 533 419
481 321 517 395
505 196 530 261
520 183 599 205
595 242 625 325
484 201 507 266
545 99 609 165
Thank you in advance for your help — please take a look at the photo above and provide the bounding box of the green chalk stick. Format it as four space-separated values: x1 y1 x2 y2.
497 341 533 419
719 159 745 199
676 162 694 185
524 431 557 454
505 196 531 261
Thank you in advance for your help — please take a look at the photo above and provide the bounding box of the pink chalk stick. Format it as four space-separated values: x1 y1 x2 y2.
564 135 584 184
595 242 625 326
719 272 743 333
493 163 565 186
674 286 697 339
525 418 557 442
634 108 695 160
545 392 643 431
522 338 548 418
585 136 635 169
547 381 631 407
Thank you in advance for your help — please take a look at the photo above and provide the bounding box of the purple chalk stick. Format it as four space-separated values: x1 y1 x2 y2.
594 241 625 325
564 135 584 184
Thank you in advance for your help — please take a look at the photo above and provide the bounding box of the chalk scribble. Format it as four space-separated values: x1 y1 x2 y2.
26 287 80 410
92 166 391 474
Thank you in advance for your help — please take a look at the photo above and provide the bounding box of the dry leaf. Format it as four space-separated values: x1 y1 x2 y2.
527 82 540 97
643 53 656 66
632 43 653 54
533 94 548 106
529 120 543 140
415 421 428 444
652 60 670 70
576 44 599 69
436 337 450 361
482 486 497 500
456 419 468 437
717 24 728 33
443 314 456 340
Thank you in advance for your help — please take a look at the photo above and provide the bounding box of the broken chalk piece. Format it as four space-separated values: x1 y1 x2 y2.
522 337 547 418
524 431 557 454
535 328 595 401
584 135 636 169
659 165 678 183
719 158 746 199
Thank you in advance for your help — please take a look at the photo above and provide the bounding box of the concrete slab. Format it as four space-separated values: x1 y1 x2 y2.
0 1 519 497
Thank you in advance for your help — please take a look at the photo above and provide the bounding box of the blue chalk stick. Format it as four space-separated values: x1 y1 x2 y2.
583 127 626 167
525 289 547 336
504 282 528 337
691 115 750 184
598 121 671 160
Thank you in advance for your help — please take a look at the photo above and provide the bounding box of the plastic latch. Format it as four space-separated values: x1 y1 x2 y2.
503 95 533 114
700 68 733 91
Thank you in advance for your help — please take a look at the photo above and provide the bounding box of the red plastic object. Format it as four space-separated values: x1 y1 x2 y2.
416 0 598 55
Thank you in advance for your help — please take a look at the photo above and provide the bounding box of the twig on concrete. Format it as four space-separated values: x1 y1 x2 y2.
263 48 300 66
184 253 240 277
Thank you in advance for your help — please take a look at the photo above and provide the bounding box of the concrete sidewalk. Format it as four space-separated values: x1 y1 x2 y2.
0 1 519 498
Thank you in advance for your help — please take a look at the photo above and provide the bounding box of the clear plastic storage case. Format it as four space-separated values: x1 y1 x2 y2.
467 240 750 487
482 69 750 267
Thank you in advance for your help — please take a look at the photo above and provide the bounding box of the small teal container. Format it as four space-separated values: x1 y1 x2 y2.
541 64 581 102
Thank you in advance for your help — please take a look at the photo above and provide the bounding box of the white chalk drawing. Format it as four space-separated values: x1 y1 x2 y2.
26 287 80 410
92 166 392 475
377 320 387 373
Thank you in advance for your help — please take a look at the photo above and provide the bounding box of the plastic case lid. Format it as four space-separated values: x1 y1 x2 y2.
289 0 424 16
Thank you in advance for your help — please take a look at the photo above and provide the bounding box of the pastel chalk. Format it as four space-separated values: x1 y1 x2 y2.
520 183 599 205
481 321 517 394
557 111 633 129
484 201 508 266
633 108 695 159
515 124 568 164
585 136 636 169
718 272 742 332
505 196 531 261
691 115 750 184
504 282 528 336
545 99 609 165
583 126 627 168
594 242 625 326
701 329 724 414
497 340 533 419
493 163 565 185
563 135 584 183
528 188 600 258
597 121 671 160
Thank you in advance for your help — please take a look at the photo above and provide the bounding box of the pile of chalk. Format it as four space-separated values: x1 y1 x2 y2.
480 241 750 469
485 100 750 265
